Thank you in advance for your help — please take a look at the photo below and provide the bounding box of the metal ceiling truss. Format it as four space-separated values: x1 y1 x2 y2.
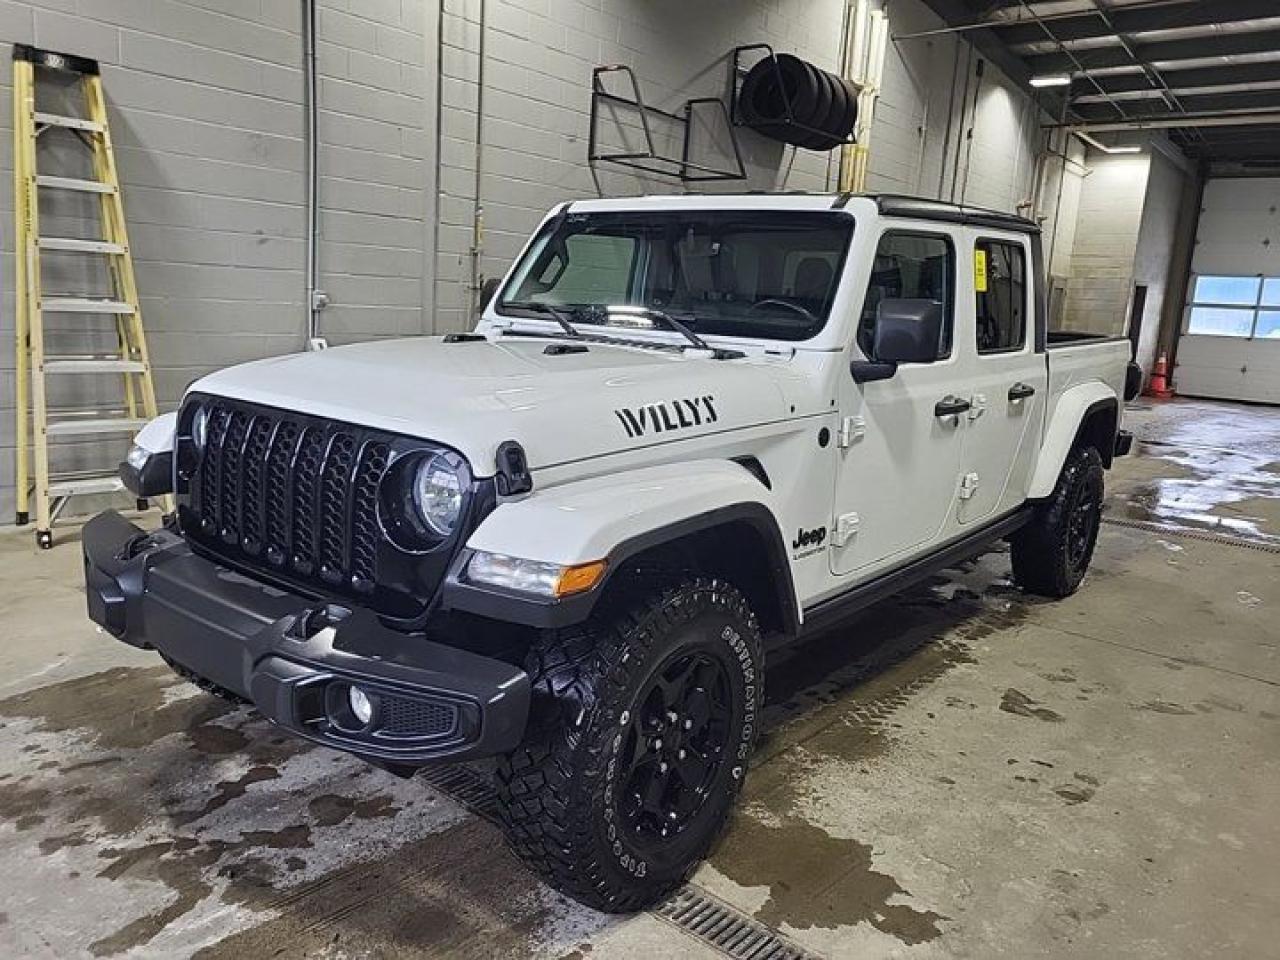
913 0 1280 161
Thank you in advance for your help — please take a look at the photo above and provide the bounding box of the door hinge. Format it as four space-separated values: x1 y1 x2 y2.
833 512 860 546
837 416 865 448
968 393 987 420
958 472 980 499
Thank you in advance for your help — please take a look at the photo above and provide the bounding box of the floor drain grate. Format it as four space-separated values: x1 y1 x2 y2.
1102 516 1280 555
417 764 501 822
419 768 816 957
656 886 820 959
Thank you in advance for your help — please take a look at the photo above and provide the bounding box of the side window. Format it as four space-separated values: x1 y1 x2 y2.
974 239 1027 353
857 232 954 359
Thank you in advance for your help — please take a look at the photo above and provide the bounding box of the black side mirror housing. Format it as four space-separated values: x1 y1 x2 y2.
850 298 945 383
872 298 945 364
477 276 502 313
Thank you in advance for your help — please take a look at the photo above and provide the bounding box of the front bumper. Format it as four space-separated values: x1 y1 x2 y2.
83 510 531 767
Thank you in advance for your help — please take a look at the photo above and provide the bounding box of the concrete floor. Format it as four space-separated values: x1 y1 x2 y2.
1 397 1277 959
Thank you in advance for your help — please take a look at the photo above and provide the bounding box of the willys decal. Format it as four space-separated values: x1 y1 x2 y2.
615 395 718 439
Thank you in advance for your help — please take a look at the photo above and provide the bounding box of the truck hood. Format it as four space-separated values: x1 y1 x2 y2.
189 335 811 475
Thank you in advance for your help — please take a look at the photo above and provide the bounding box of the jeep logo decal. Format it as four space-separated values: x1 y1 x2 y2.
791 525 827 558
615 395 718 439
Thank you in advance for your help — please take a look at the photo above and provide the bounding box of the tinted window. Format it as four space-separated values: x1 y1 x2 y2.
975 239 1026 354
857 232 953 359
499 211 853 342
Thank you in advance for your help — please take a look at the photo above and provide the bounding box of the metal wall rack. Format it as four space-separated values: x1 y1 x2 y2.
587 64 746 183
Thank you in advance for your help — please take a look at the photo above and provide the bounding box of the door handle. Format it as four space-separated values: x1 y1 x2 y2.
1008 382 1036 401
934 395 971 417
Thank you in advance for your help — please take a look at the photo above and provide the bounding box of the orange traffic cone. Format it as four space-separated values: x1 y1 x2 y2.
1147 350 1174 399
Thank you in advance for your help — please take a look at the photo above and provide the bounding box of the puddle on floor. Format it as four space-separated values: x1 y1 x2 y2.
1113 409 1280 545
0 666 608 958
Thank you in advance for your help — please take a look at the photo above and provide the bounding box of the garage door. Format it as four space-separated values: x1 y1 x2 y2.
1176 178 1280 405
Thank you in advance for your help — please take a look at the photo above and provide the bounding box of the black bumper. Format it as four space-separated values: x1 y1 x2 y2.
83 510 531 767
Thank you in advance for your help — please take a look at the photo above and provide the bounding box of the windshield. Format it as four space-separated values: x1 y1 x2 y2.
497 209 854 342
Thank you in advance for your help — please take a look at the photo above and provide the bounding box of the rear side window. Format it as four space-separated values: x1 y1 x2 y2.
857 232 954 359
974 239 1027 353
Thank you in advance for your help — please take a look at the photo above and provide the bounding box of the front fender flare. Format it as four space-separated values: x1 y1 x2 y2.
1028 384 1117 500
441 460 797 632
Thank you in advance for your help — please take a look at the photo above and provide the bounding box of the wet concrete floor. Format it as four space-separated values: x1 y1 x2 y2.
1 397 1277 958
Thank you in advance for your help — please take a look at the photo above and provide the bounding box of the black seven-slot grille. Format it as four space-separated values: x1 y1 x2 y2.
181 398 403 602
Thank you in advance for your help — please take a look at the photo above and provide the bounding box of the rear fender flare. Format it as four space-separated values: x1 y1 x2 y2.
1028 385 1118 500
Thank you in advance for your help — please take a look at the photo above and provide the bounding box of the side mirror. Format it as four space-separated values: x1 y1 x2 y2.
872 298 944 364
477 277 502 313
850 298 945 383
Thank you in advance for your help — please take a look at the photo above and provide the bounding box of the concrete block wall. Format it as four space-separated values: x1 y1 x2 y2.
1061 151 1151 336
0 0 436 522
862 0 1040 220
432 0 845 333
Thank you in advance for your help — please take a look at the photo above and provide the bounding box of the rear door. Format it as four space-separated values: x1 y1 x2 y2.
954 231 1047 525
830 227 966 577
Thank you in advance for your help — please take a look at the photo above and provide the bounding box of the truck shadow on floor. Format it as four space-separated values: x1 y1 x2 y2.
759 545 1035 741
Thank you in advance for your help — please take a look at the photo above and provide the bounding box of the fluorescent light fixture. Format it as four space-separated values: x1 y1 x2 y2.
1030 73 1072 88
1076 131 1142 155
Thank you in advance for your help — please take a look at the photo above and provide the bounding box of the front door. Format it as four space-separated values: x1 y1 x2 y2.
955 232 1047 524
830 228 966 577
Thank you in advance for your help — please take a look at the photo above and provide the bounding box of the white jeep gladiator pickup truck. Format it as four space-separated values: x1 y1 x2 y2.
85 193 1137 911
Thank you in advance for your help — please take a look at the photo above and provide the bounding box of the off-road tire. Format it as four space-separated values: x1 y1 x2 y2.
1011 445 1105 598
495 577 764 912
159 652 248 705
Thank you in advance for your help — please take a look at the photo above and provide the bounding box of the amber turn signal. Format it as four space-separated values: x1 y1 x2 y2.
554 560 607 597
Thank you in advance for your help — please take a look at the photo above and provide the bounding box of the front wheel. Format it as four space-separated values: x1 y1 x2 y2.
1011 445 1105 598
495 578 763 912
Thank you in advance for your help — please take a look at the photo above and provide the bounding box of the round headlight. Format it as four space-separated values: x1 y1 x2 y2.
191 405 210 450
412 452 465 537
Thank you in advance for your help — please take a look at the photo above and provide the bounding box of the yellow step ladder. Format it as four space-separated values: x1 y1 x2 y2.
12 45 161 549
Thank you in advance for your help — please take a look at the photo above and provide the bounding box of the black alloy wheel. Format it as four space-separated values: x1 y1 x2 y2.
616 650 733 850
1066 478 1101 572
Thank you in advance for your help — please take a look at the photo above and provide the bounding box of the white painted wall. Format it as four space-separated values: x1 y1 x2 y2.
1131 146 1190 377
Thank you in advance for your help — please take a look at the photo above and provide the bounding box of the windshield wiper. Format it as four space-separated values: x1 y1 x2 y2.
502 301 582 339
605 305 710 352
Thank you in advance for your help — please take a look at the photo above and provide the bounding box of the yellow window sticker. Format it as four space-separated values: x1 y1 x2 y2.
974 249 988 293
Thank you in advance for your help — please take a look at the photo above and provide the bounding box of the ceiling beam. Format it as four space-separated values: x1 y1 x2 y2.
996 0 1274 47
1178 141 1280 160
1174 125 1280 143
1026 27 1280 74
909 0 1040 87
1072 89 1280 121
1074 60 1280 96
1064 110 1280 131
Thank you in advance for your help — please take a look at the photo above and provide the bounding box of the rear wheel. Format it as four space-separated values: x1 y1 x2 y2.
1011 445 1105 598
495 577 763 912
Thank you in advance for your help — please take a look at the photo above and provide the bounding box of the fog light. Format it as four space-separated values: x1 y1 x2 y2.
348 685 373 725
